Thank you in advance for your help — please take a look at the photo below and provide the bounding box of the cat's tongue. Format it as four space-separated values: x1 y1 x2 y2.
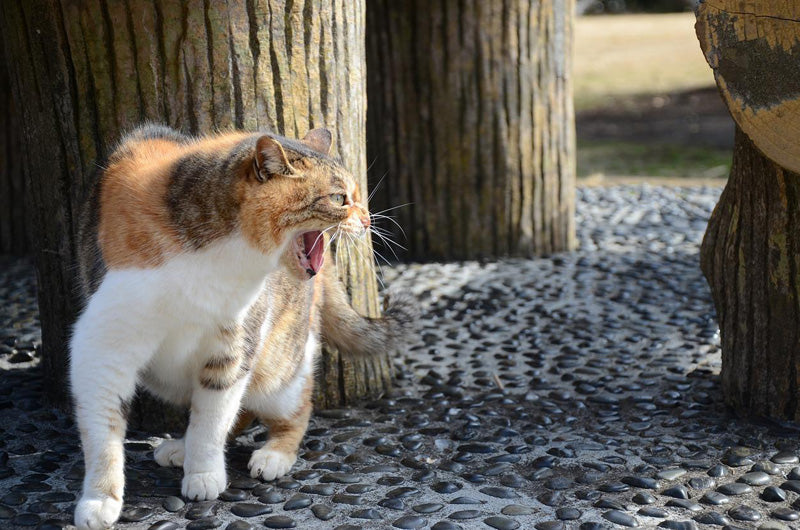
303 231 324 275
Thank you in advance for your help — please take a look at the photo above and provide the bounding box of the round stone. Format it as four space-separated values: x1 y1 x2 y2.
379 498 406 510
283 494 312 510
393 515 428 529
226 522 254 530
717 483 752 495
432 481 461 494
351 508 382 519
147 522 180 530
555 508 581 520
693 512 729 526
602 510 639 527
707 465 730 478
263 515 297 529
230 503 272 517
632 493 656 505
431 522 463 530
479 487 518 499
258 491 285 504
700 492 730 505
413 503 444 514
622 476 660 490
484 516 520 530
656 469 686 481
311 504 335 521
638 507 667 518
219 488 248 502
535 523 565 530
300 484 335 496
119 507 154 522
728 505 761 522
665 499 702 512
738 471 770 486
657 522 698 530
228 477 260 490
662 485 689 499
771 451 799 464
186 517 222 530
185 501 216 520
503 505 536 516
772 508 800 521
11 513 40 527
449 510 483 520
762 486 787 502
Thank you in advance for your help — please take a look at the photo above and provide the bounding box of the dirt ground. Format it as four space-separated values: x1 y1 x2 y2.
577 86 735 151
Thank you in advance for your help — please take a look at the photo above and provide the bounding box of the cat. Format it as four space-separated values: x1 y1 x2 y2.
70 124 412 529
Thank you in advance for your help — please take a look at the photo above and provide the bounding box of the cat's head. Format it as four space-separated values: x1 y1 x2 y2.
238 129 369 279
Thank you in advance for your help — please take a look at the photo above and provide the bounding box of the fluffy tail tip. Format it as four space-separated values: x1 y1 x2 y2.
382 291 419 340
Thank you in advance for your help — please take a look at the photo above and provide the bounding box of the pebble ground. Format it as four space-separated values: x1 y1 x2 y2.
3 185 800 530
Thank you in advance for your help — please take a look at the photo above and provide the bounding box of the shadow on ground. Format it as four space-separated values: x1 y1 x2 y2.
3 186 800 530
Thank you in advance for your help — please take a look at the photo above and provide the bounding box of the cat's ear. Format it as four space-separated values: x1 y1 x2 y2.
302 128 332 155
254 135 296 182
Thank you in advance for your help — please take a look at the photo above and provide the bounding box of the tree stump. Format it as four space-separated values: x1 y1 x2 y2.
365 0 576 261
696 1 800 420
0 0 386 427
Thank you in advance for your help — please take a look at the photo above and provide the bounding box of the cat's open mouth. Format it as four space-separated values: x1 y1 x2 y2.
292 231 324 278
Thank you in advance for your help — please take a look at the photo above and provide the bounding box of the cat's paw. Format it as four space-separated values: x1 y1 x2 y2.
182 469 226 501
248 448 296 481
74 494 122 530
154 438 185 467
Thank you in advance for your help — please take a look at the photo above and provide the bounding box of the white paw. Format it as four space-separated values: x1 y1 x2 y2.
74 494 122 530
182 469 226 501
154 438 185 467
248 448 296 481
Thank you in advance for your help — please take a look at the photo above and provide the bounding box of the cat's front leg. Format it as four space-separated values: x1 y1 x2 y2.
71 307 159 529
182 335 250 501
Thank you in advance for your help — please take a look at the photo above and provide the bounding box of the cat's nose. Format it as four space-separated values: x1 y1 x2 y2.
359 214 370 228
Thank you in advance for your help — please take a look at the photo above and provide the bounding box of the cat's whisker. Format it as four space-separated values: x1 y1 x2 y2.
371 202 413 215
369 229 404 261
371 213 407 239
367 170 389 202
369 226 407 250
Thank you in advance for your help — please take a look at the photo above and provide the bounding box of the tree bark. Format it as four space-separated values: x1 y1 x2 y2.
0 0 385 426
696 1 800 421
0 41 27 255
700 127 800 420
366 0 576 261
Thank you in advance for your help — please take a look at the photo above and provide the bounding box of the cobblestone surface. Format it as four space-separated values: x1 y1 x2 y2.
3 185 800 530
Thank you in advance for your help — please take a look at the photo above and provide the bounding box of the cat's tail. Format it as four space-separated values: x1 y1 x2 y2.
319 267 417 357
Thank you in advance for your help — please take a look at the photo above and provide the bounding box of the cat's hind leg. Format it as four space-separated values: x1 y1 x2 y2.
247 372 313 481
154 437 185 467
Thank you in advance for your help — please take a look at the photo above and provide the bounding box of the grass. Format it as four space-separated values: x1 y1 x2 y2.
574 13 729 180
574 12 716 112
577 140 731 179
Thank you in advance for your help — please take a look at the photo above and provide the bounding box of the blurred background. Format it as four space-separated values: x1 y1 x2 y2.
574 0 734 183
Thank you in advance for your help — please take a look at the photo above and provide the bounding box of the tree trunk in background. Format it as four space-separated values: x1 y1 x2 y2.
0 40 27 255
366 0 576 261
0 0 385 429
700 128 800 420
696 1 800 421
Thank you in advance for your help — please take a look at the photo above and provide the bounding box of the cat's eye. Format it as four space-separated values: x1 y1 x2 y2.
330 194 346 206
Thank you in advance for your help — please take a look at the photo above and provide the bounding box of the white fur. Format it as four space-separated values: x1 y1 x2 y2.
242 334 317 420
71 234 285 530
243 334 318 481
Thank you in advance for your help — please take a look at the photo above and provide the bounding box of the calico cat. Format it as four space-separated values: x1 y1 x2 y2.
70 124 412 529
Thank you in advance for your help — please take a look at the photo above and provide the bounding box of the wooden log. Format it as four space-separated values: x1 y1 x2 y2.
0 0 386 426
365 0 576 261
696 1 800 420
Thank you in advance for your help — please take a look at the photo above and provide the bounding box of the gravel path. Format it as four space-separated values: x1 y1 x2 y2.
3 185 800 530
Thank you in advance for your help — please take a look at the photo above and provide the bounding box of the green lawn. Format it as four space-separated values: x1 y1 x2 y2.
574 13 730 181
578 140 731 179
